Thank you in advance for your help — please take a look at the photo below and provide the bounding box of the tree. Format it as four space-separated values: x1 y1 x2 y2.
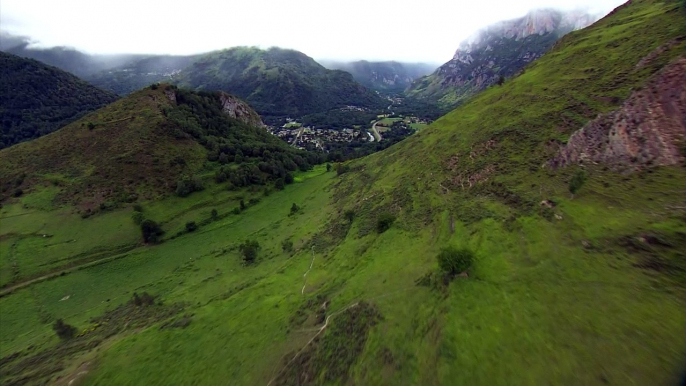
282 238 293 252
275 178 285 190
344 209 355 223
185 221 197 232
53 319 77 340
376 212 395 233
497 75 505 86
211 209 218 219
239 239 260 264
240 199 246 211
285 173 294 184
326 163 332 172
141 219 164 243
290 203 300 215
437 247 474 275
569 169 587 197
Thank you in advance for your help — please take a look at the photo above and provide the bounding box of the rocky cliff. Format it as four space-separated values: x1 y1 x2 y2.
406 9 596 107
219 92 265 128
550 58 686 170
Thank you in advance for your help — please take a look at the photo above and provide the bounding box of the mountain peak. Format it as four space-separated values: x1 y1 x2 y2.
453 9 597 63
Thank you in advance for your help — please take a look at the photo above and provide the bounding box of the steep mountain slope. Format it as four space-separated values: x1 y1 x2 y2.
86 55 199 95
406 9 596 107
176 47 386 117
319 60 436 93
0 1 685 385
0 52 118 148
0 84 318 209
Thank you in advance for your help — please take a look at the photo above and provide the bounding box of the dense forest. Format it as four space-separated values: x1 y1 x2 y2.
0 52 118 148
166 87 326 189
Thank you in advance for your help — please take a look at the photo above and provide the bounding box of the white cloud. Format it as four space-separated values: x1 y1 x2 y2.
0 0 626 63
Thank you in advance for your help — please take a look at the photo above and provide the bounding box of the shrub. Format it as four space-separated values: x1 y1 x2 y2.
132 211 144 225
344 209 355 223
290 203 300 215
141 219 164 243
239 239 260 264
150 83 159 90
497 75 505 86
376 212 395 233
133 204 143 212
185 221 197 232
132 292 155 306
326 163 332 172
87 122 96 130
282 239 293 252
275 178 285 190
175 175 204 197
285 173 294 184
13 188 23 197
232 207 241 215
569 169 587 196
437 247 474 275
240 199 246 211
211 209 218 219
336 163 350 176
53 319 76 340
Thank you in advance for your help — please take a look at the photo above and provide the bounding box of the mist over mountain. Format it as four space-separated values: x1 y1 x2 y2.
318 60 437 93
407 8 598 107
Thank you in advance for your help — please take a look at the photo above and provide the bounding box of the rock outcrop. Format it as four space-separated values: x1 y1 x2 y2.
406 9 596 107
550 58 686 170
218 92 265 128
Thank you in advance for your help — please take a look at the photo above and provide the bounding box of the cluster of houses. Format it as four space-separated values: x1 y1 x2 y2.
267 124 368 150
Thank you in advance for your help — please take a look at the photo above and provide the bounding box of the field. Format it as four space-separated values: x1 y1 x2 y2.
1 1 685 385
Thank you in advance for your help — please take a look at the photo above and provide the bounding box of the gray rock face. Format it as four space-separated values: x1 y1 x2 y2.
550 58 686 170
407 9 597 107
218 92 265 128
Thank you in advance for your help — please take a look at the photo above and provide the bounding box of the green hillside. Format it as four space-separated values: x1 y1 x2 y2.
0 84 321 210
176 47 386 118
0 52 118 148
1 1 685 385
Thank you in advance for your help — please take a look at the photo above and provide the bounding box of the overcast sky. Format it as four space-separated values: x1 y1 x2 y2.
1 0 626 63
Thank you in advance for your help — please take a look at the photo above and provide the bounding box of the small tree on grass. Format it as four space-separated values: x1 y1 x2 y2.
497 75 505 86
326 163 332 172
437 247 474 275
141 219 164 243
344 209 355 223
377 212 395 233
185 221 197 232
239 239 260 264
240 199 246 211
290 203 300 215
275 178 285 190
53 319 77 340
282 238 293 252
285 173 294 184
211 209 218 219
569 169 587 198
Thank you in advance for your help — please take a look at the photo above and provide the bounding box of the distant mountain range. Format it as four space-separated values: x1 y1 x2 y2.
319 60 437 93
0 52 118 148
86 55 199 95
175 47 386 118
406 9 597 107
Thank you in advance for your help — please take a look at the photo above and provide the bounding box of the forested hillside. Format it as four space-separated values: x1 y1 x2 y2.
0 52 118 148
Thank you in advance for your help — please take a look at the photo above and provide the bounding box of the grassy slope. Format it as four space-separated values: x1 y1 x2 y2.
1 1 685 385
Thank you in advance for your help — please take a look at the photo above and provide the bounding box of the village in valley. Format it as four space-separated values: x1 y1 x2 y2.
267 113 431 150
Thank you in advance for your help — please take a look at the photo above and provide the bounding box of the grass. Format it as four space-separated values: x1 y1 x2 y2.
1 1 685 384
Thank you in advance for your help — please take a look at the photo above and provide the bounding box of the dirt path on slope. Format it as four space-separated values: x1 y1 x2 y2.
301 248 316 295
